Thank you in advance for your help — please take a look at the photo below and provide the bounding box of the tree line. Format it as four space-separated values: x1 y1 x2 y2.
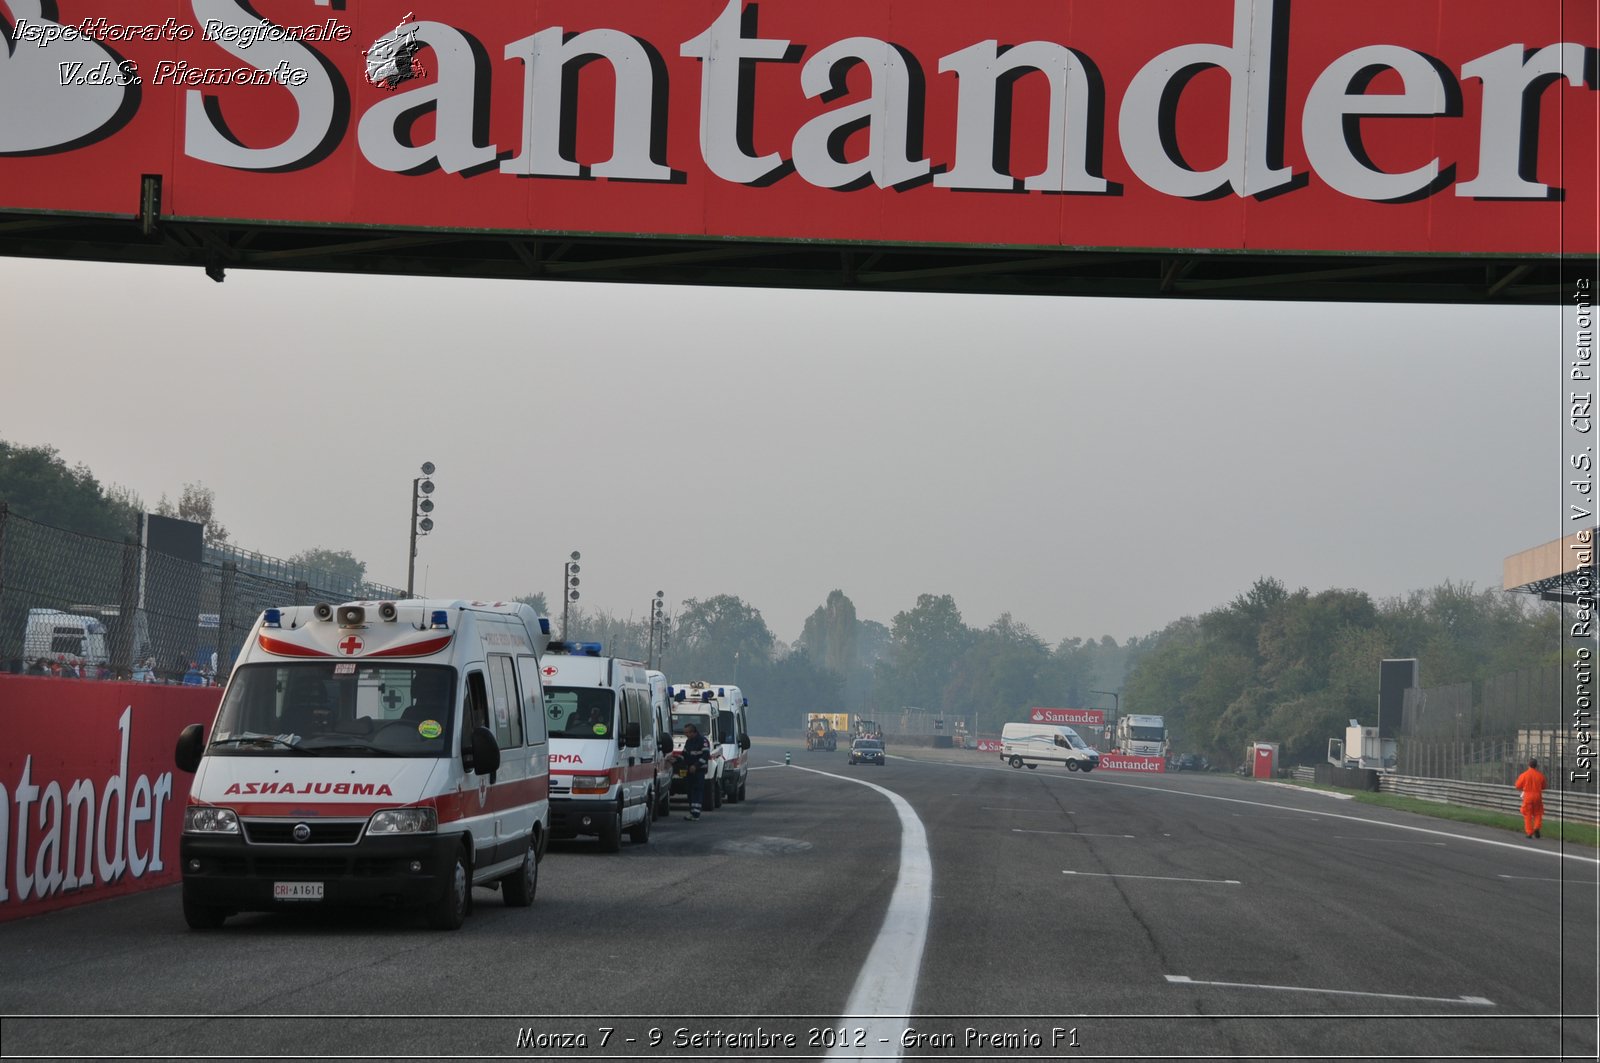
4 437 1560 764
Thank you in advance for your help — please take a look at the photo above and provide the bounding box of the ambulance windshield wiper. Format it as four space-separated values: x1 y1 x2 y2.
209 735 318 754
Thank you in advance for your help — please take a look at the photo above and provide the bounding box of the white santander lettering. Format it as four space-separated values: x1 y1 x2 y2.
793 38 930 190
500 26 669 180
1 707 175 910
183 0 338 170
359 19 498 175
1302 45 1450 201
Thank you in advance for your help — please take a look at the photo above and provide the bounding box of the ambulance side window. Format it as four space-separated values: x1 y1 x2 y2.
515 655 548 746
487 654 523 749
625 688 646 747
464 671 491 767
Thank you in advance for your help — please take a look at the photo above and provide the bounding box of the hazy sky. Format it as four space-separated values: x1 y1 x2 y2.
0 257 1567 647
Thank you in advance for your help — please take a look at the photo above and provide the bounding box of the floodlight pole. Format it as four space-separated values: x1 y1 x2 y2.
406 476 421 598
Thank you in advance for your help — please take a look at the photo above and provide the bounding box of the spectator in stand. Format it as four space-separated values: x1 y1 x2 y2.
26 658 49 676
182 661 206 686
133 657 156 683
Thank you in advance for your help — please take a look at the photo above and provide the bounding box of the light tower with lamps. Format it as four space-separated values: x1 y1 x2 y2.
649 591 665 668
561 551 581 640
406 462 436 598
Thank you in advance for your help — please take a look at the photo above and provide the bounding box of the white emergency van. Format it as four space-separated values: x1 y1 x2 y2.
646 670 674 818
669 680 751 805
1000 722 1101 772
669 681 727 809
541 642 668 850
24 608 109 671
706 681 752 803
174 599 552 931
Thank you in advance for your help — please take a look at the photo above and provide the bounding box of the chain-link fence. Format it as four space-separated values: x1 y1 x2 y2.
1398 664 1593 792
0 504 404 684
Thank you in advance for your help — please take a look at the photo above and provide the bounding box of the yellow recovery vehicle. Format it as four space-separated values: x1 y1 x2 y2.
806 713 850 751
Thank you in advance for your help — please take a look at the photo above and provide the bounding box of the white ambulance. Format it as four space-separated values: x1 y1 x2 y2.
646 669 674 819
541 642 666 850
705 681 752 803
1000 722 1101 772
669 680 750 807
174 599 552 931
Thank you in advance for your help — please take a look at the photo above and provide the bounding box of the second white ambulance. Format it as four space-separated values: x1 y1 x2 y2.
542 642 666 850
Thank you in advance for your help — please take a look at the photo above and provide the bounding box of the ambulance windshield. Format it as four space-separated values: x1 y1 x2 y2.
546 686 617 739
209 663 457 756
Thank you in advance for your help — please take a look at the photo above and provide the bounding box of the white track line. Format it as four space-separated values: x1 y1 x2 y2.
785 763 931 1061
1166 974 1494 1006
901 756 1600 865
1065 870 1239 884
1014 828 1134 838
1497 874 1600 884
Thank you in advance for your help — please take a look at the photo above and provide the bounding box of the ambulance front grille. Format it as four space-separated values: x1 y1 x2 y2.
243 819 365 845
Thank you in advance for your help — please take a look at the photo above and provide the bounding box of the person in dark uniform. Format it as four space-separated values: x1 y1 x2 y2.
680 722 711 820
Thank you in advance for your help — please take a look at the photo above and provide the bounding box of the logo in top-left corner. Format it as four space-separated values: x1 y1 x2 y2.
1 1 138 155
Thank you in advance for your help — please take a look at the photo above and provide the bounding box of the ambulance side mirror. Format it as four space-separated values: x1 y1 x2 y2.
175 723 205 773
657 733 673 754
468 726 501 778
739 733 751 751
623 721 641 748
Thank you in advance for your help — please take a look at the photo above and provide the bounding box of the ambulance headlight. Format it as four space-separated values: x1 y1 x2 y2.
571 774 610 794
183 807 240 834
367 808 438 835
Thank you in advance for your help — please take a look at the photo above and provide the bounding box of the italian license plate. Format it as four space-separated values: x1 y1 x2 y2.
274 881 324 901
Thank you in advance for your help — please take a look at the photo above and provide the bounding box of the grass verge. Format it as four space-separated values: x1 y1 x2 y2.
1287 781 1598 848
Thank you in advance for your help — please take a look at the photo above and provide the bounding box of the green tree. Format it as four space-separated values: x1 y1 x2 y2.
156 482 228 546
289 548 368 595
0 439 140 538
876 593 972 713
799 589 859 677
671 594 774 680
514 591 550 617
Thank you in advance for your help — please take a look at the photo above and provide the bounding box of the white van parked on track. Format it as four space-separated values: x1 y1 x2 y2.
541 642 667 850
1000 722 1101 772
174 599 552 930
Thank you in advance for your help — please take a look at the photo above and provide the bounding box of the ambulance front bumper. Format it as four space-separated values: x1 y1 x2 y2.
550 797 616 838
179 831 461 911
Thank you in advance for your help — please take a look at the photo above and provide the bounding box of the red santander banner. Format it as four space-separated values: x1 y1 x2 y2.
0 0 1593 255
1032 707 1104 726
0 676 219 922
1099 753 1167 773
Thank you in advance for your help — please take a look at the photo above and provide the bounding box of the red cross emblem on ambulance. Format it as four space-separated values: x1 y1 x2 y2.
542 665 558 676
338 635 365 656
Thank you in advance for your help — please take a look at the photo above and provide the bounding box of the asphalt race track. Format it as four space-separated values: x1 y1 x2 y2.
1 738 1595 1061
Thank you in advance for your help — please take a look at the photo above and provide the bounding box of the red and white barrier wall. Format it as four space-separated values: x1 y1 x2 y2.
0 675 218 922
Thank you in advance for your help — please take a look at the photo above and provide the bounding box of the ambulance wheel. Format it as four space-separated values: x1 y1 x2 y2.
654 786 670 820
627 800 652 844
1066 760 1080 772
598 806 622 852
1027 764 1037 770
182 894 227 930
711 779 724 809
738 777 748 801
428 848 470 930
1009 756 1023 769
501 838 538 907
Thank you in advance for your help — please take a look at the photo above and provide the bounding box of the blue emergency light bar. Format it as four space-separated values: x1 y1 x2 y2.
539 617 551 635
546 641 603 656
430 611 449 629
263 609 282 628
